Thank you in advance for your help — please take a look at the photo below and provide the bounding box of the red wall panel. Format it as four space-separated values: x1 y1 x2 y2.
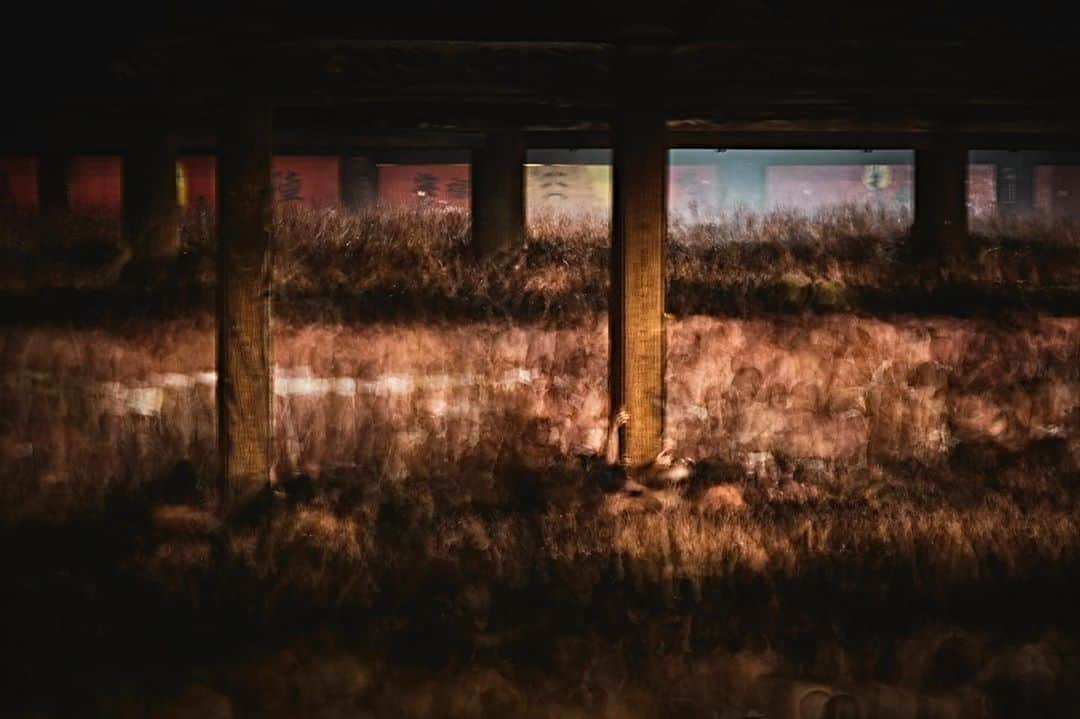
376 164 470 209
0 156 38 212
271 156 340 208
1034 165 1080 217
57 155 341 215
69 156 123 215
177 156 217 211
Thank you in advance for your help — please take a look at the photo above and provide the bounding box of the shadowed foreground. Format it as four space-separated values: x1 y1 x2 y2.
3 455 1078 717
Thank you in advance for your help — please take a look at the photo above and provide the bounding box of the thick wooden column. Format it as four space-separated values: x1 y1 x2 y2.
340 155 378 211
610 38 669 469
38 153 70 213
914 143 967 257
470 128 524 255
124 124 180 259
217 98 273 507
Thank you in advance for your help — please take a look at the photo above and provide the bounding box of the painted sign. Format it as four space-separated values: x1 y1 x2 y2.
176 155 340 210
863 165 892 190
765 164 914 214
526 164 610 218
376 164 471 209
271 156 340 208
8 154 1079 223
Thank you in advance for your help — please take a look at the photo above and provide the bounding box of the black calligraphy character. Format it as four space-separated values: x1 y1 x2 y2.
446 177 469 200
273 170 303 203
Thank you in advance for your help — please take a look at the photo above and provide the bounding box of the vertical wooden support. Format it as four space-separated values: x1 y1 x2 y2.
340 155 378 211
915 143 967 257
470 128 525 255
610 37 669 469
38 153 70 213
124 123 180 259
217 98 273 507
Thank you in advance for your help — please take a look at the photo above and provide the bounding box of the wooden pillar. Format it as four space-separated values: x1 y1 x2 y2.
340 154 378 211
914 143 967 257
470 128 525 255
124 124 180 259
217 97 273 507
610 36 669 469
38 153 70 213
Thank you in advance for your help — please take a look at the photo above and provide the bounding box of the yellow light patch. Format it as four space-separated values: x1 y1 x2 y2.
176 161 188 209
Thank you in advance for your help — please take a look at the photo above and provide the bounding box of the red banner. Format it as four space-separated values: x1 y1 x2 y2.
69 156 123 214
376 164 470 209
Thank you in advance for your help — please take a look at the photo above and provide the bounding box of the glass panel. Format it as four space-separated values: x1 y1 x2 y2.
670 148 915 227
969 150 1080 241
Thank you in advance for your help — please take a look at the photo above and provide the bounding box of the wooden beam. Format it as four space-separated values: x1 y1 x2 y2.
669 130 934 150
914 143 968 257
470 128 525 255
273 129 485 152
7 118 1080 157
38 153 70 213
217 97 273 508
123 125 180 259
670 129 1080 151
524 130 611 149
610 37 669 469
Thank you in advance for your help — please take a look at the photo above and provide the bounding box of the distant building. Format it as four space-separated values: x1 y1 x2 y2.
3 151 1079 221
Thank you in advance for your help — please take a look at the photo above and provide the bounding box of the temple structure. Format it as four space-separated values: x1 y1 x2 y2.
2 4 1078 495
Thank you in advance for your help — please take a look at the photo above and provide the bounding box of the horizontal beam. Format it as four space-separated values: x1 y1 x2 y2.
273 129 485 152
524 130 611 148
669 130 1080 150
5 122 1080 157
412 128 1080 152
0 129 487 156
670 132 930 150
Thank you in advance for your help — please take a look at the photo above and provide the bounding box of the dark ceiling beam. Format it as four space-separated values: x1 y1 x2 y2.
5 127 1080 157
523 130 611 148
272 130 485 153
10 100 1080 151
668 131 1080 151
0 127 486 155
